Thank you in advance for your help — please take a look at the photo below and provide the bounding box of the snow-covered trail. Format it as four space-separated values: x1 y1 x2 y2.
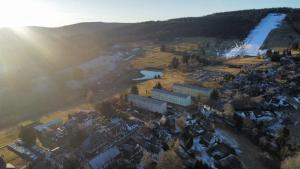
225 13 286 58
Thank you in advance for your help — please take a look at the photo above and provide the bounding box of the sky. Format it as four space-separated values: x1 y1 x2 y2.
0 0 299 27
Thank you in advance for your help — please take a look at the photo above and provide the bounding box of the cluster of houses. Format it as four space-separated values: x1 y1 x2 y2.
223 56 300 158
5 52 300 169
128 83 215 113
176 106 246 169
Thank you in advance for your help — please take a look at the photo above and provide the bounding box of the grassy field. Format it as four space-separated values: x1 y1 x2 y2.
204 66 241 76
0 103 94 167
224 57 264 65
282 153 300 169
131 47 181 69
137 70 187 96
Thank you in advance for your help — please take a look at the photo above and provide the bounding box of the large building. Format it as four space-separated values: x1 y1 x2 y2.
151 89 192 107
173 83 214 98
128 94 167 114
86 146 120 169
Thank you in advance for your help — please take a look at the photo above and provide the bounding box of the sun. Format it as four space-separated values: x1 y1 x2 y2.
0 0 57 27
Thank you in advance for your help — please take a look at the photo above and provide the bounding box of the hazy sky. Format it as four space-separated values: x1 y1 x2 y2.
0 0 299 27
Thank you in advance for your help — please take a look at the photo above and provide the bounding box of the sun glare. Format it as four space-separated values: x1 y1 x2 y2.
0 0 59 27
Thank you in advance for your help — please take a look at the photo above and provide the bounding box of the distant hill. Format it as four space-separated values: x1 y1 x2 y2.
0 7 298 73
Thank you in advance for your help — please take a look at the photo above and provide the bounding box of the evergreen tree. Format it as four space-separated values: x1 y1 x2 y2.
160 44 166 52
154 82 163 89
291 42 299 50
266 49 273 58
131 85 139 95
170 57 179 69
210 90 219 100
181 55 190 65
19 125 36 146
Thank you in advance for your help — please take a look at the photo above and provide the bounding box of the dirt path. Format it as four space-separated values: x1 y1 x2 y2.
216 121 280 169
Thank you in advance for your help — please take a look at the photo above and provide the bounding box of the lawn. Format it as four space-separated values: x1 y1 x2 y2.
136 70 187 96
205 66 241 76
131 47 181 69
224 57 264 65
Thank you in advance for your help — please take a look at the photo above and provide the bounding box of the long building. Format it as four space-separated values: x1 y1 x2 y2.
173 83 214 98
128 94 167 114
86 146 120 169
151 89 192 107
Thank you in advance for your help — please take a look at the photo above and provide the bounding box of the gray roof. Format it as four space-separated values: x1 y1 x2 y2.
152 89 191 98
34 119 63 132
128 94 166 105
173 83 213 93
89 146 120 169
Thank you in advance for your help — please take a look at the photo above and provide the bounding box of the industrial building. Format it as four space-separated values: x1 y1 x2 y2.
128 94 167 114
173 83 214 98
151 89 192 107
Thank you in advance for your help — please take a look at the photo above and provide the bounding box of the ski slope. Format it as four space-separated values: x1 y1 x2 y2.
225 13 286 58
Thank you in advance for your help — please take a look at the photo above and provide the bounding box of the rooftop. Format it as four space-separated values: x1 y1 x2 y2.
88 146 120 169
128 94 166 105
152 89 191 98
173 83 213 93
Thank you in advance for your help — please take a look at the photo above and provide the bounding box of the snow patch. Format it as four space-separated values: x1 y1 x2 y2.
133 70 163 81
225 13 286 58
214 129 241 154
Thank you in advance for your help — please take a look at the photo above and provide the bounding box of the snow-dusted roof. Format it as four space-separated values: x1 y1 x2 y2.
34 119 63 132
173 83 213 93
88 146 120 169
128 94 166 105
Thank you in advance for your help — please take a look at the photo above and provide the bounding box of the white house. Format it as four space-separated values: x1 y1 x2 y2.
151 89 192 107
128 94 167 114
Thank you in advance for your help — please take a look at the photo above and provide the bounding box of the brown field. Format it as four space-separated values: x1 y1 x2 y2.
131 47 181 69
205 66 241 76
137 70 187 96
224 57 264 65
282 153 300 169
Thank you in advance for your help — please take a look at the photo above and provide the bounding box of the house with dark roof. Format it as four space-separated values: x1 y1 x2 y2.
151 89 192 107
128 94 167 114
85 146 120 169
172 83 214 98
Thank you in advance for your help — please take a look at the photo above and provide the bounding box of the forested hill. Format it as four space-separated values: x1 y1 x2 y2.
0 8 298 71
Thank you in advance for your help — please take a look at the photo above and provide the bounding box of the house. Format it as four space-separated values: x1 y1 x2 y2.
151 89 192 107
7 142 45 162
86 146 120 169
128 94 167 114
173 83 215 98
34 119 63 133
